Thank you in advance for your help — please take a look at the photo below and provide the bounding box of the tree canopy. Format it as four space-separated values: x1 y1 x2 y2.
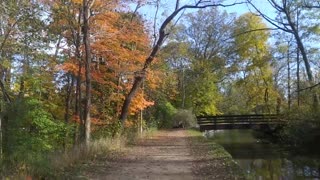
1 0 320 177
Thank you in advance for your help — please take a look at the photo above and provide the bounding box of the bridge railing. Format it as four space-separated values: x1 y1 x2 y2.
197 114 284 131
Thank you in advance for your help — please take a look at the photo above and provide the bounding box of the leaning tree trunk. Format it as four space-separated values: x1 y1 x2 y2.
119 20 166 123
119 0 242 123
119 0 183 123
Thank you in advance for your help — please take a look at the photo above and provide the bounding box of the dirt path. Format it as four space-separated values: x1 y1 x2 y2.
84 130 194 179
76 129 243 180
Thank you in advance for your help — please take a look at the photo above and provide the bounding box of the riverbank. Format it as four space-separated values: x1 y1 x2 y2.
208 129 320 179
61 129 244 179
187 130 244 179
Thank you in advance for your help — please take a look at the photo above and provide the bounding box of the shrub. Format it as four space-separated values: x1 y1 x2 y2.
0 98 71 177
172 109 197 128
92 120 122 138
279 105 320 146
155 101 177 128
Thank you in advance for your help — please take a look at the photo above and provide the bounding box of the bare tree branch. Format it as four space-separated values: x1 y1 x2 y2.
296 82 320 92
226 27 278 41
247 1 292 33
152 0 160 47
302 0 320 8
175 0 180 10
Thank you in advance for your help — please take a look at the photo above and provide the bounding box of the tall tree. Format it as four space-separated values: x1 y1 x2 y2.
119 0 245 123
160 8 236 115
247 0 319 108
232 13 278 113
82 0 91 145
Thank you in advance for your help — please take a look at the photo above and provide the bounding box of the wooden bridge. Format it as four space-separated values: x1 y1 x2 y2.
197 114 285 131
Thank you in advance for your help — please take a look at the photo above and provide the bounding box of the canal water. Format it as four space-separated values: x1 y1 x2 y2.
205 130 320 179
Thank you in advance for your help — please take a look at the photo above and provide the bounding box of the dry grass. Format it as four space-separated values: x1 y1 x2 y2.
3 128 160 178
4 128 157 178
51 136 126 172
51 129 156 178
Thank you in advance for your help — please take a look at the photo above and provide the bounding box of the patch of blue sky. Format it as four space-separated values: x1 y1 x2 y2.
135 0 276 24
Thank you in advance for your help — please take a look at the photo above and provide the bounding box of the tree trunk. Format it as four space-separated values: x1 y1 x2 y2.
64 74 74 148
182 67 186 108
75 50 83 144
118 0 245 123
287 42 291 110
119 75 144 124
296 9 300 107
119 3 168 123
297 47 300 106
83 0 91 145
1 114 9 162
285 8 319 107
74 7 83 144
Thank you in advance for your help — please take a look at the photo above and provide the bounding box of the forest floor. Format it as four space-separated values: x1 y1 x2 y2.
67 129 244 179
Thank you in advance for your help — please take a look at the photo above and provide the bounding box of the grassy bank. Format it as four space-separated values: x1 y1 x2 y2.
2 136 127 179
187 129 245 179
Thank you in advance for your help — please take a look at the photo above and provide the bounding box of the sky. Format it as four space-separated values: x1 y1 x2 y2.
223 0 275 17
136 0 277 29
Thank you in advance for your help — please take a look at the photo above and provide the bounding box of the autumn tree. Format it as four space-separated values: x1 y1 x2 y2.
55 0 156 136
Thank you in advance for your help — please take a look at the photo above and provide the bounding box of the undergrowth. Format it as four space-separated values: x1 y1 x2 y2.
2 127 155 179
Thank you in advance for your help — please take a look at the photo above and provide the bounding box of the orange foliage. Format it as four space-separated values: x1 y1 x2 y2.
124 119 136 128
88 4 153 117
72 115 81 124
54 0 160 123
129 90 154 115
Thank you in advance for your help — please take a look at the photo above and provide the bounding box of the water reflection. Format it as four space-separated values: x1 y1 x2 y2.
205 130 320 180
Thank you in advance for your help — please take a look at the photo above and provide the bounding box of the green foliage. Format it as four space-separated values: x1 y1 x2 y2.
218 85 250 114
160 8 233 115
229 13 279 114
234 12 270 61
279 106 320 146
1 98 72 176
155 101 177 128
92 120 123 138
185 61 221 115
8 98 68 149
172 109 196 128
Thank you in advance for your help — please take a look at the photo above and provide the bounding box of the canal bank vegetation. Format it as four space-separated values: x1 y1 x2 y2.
1 0 320 178
279 107 320 149
0 125 144 178
187 130 245 179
